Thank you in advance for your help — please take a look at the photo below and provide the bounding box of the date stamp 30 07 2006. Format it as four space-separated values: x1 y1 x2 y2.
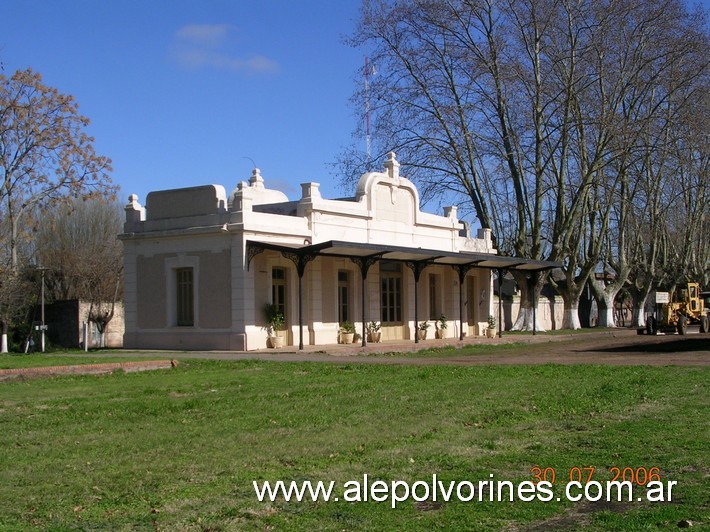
529 465 677 502
530 466 663 486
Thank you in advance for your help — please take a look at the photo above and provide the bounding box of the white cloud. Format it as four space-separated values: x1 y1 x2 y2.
175 24 230 49
171 24 278 75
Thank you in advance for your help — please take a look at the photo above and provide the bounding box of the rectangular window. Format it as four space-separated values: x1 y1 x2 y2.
272 267 287 322
380 261 402 324
338 270 350 324
176 267 194 326
467 276 477 327
429 274 438 319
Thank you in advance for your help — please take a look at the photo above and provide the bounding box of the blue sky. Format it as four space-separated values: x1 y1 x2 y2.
3 0 367 204
5 0 708 212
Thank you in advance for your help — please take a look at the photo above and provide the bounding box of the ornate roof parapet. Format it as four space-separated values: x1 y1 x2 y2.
229 168 289 211
300 182 322 201
383 151 400 180
443 205 458 221
354 152 421 227
124 194 145 232
477 227 494 250
249 168 265 189
229 181 253 215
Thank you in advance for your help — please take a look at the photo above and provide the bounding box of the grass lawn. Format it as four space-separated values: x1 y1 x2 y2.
0 357 707 530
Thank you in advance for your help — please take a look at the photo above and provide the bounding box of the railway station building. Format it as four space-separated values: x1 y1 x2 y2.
120 152 556 350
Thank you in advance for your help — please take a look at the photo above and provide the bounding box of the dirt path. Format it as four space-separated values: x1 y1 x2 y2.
65 329 709 366
0 359 179 381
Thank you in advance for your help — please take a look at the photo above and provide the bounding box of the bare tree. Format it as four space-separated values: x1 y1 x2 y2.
344 0 567 329
344 0 708 329
590 2 710 328
34 198 123 347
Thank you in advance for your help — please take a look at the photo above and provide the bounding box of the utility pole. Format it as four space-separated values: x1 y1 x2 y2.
39 266 47 352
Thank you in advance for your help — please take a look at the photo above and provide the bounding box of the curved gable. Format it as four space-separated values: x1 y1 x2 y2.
355 152 421 226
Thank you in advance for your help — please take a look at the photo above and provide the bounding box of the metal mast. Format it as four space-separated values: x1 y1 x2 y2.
365 56 372 171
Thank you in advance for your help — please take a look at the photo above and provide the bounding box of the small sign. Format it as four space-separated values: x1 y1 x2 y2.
34 325 48 331
655 292 669 304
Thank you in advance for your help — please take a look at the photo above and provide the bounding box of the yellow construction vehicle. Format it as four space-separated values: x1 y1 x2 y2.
650 282 709 334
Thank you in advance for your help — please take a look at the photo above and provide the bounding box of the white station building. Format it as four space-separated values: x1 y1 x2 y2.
120 153 557 351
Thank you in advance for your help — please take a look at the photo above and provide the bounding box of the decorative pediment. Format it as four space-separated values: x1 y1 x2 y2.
355 152 422 225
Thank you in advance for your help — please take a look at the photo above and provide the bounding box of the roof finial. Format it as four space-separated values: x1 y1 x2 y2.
384 151 400 179
249 168 264 188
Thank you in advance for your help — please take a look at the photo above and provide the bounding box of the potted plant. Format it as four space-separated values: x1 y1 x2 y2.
417 321 430 340
435 314 448 339
264 303 285 348
486 314 496 338
366 321 381 343
339 321 356 344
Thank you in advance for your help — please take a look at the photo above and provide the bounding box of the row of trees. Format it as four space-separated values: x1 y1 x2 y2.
1 68 120 352
343 0 709 329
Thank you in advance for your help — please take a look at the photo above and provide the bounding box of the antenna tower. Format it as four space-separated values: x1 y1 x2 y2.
364 56 372 171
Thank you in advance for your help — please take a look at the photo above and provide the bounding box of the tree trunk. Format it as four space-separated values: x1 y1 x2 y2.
631 305 646 328
596 299 615 328
589 279 621 328
509 271 547 332
562 303 581 330
8 194 19 272
628 282 653 328
552 269 586 330
88 285 117 350
511 307 547 332
558 284 583 330
1 321 8 353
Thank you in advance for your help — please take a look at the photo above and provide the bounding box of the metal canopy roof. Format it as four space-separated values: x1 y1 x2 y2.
247 239 561 272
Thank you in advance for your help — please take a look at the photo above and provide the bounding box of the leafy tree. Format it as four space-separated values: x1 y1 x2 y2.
0 265 32 353
0 68 114 350
0 68 114 269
